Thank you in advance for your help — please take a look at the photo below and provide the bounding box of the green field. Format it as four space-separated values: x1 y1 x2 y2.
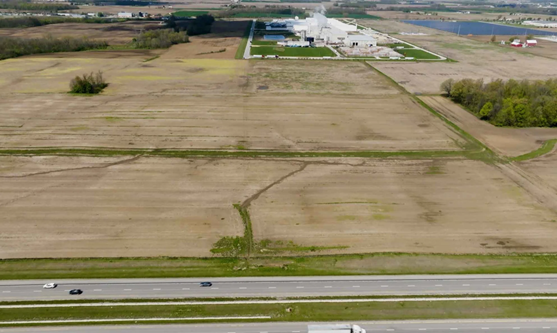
395 48 440 60
251 46 335 57
173 11 209 17
2 299 557 326
252 40 278 46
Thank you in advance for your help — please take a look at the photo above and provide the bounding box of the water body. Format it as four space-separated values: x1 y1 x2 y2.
403 20 557 36
264 35 286 40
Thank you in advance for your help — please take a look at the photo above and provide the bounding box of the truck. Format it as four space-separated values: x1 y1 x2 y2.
307 324 366 333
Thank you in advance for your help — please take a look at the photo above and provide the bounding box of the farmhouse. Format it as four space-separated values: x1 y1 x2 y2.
510 39 522 47
526 39 538 46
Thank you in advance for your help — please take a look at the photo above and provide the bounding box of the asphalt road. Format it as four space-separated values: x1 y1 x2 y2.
2 275 557 301
3 320 557 332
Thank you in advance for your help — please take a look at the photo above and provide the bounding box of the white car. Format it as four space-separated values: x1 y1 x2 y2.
43 283 57 289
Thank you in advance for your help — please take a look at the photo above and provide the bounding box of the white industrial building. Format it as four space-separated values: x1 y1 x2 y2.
266 13 376 46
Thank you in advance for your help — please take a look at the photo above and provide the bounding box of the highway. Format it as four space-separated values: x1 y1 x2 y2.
2 320 557 332
2 275 557 301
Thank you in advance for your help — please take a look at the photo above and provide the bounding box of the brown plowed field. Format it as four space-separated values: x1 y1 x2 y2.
2 156 557 258
0 58 463 151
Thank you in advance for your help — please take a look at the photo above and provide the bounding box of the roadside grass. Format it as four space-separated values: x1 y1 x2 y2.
250 46 335 57
395 49 440 60
235 21 253 59
173 11 209 17
4 253 557 280
3 299 557 326
512 139 557 162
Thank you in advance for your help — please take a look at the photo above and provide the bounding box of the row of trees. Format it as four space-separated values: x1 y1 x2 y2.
131 29 188 49
0 36 108 60
0 16 112 29
0 1 77 11
442 78 557 128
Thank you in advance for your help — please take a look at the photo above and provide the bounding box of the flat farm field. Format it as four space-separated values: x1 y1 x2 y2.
362 20 557 94
1 156 557 258
0 57 462 151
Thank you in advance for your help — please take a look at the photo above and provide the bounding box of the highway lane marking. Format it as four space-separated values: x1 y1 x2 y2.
381 285 389 288
268 287 276 289
124 289 132 291
516 284 524 286
481 328 489 330
182 288 190 290
153 288 161 291
324 286 332 288
296 286 304 289
1 291 10 293
435 285 443 287
419 329 426 331
239 287 247 289
513 327 520 329
211 288 219 290
33 291 41 293
462 284 470 286
353 286 360 288
450 329 458 330
408 285 415 287
93 289 102 292
544 283 552 286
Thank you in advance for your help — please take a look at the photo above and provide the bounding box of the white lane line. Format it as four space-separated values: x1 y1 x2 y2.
544 283 552 286
462 284 470 286
381 285 389 288
33 291 42 293
296 286 304 289
408 285 415 287
481 328 489 330
352 286 360 288
239 287 247 290
153 288 161 291
268 287 276 289
513 327 520 330
182 288 190 290
211 288 219 290
292 331 300 333
124 289 132 291
419 329 426 331
516 284 524 286
543 328 551 329
93 289 102 292
324 286 332 288
435 284 443 287
1 291 10 293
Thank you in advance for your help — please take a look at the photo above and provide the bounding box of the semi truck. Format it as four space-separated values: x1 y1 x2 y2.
307 324 366 333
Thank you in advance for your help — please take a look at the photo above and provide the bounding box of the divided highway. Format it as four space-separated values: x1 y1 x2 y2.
2 274 557 301
3 320 557 333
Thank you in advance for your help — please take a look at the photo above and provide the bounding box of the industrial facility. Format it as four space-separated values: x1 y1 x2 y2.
266 13 377 47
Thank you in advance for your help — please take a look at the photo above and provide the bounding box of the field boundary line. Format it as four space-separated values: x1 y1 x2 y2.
511 139 557 162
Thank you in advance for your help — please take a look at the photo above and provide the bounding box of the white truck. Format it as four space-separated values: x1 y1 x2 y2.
307 324 366 333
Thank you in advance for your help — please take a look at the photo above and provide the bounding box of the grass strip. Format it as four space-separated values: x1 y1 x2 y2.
366 64 499 164
5 253 557 280
250 46 335 57
0 148 470 159
233 204 255 256
2 299 557 327
235 20 253 59
511 139 557 162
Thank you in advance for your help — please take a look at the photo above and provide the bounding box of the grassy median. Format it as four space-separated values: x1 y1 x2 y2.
2 299 557 326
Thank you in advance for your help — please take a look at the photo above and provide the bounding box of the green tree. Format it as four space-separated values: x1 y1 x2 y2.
490 35 496 43
440 78 454 96
479 102 493 119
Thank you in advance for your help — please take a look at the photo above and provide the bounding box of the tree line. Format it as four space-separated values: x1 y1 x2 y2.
442 78 557 128
0 36 108 60
131 29 189 49
0 1 78 11
0 16 116 29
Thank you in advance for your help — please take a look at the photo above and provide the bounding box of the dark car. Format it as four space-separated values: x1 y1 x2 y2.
200 282 212 287
69 289 83 295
